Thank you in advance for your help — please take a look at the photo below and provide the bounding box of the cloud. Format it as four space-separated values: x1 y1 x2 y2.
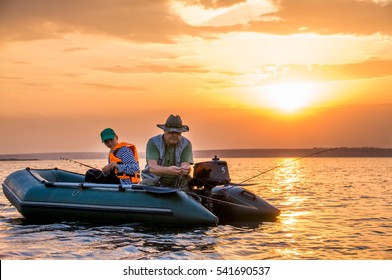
244 0 392 35
310 59 392 81
193 0 392 36
261 59 392 82
12 61 31 64
63 47 89 53
209 59 392 88
1 0 391 45
63 73 85 78
0 0 191 43
200 1 277 26
0 75 23 80
83 83 147 91
184 0 246 9
94 64 209 74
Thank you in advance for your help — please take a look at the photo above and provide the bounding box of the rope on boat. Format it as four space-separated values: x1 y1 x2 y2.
72 188 83 197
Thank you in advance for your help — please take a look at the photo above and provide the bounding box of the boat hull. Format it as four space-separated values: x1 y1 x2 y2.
212 186 281 222
2 168 218 226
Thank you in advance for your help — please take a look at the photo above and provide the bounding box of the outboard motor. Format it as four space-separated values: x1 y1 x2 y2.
193 155 231 187
192 156 231 211
192 156 281 222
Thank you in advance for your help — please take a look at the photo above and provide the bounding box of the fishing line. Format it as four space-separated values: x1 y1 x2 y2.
234 148 339 186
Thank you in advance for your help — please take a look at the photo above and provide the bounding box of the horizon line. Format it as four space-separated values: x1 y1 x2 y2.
1 146 392 156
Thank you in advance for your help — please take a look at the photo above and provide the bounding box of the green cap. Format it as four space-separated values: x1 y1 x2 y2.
100 128 116 142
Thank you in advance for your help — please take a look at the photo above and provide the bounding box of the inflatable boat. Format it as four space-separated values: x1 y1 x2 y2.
2 157 280 226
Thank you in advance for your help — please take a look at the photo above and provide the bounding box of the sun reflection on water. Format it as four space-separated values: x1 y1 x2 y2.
274 159 304 185
270 159 312 259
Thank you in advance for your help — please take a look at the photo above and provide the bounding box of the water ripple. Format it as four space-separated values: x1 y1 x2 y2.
1 158 391 259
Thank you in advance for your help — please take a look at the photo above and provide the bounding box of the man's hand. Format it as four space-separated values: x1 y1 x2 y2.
147 160 191 176
167 166 182 175
180 162 191 175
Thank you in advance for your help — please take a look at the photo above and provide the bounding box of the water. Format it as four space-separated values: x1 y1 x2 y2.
0 157 391 260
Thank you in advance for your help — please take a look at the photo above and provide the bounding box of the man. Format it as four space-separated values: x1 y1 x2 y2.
85 128 141 184
141 115 193 188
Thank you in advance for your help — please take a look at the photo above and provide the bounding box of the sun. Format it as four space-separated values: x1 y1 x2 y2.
263 82 316 112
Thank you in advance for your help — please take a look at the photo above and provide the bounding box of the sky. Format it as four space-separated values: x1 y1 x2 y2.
0 0 391 154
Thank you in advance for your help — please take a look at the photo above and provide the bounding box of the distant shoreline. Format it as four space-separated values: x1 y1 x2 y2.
0 158 40 161
195 148 392 158
0 148 391 160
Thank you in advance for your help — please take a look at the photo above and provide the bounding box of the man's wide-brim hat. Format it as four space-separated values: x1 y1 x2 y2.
157 115 189 133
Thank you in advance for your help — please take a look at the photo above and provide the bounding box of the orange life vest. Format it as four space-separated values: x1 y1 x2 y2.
109 142 141 183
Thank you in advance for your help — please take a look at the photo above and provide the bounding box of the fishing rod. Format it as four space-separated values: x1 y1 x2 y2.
234 148 339 186
60 157 99 170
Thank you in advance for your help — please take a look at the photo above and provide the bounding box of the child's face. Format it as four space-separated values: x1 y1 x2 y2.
103 136 118 149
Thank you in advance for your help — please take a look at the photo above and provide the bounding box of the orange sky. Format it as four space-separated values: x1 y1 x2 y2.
0 0 391 154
